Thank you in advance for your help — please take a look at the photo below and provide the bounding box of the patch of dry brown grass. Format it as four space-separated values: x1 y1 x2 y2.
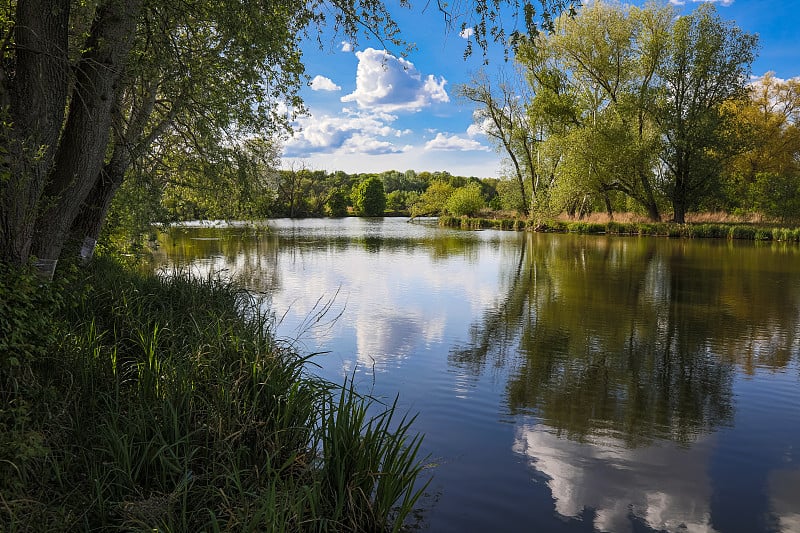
684 211 767 224
554 212 654 224
553 211 775 225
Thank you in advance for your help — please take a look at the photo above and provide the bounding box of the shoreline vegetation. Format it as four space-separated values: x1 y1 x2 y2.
1 257 427 532
437 213 800 242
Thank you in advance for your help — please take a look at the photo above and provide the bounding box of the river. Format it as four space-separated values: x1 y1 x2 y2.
149 217 800 533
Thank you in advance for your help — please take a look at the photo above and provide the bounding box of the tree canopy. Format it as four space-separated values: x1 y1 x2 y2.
0 0 575 276
467 0 764 223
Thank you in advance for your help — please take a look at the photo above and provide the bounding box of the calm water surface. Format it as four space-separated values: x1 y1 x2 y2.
150 218 800 533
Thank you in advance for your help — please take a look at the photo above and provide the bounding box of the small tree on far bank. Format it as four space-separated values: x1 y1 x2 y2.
326 188 350 217
352 177 386 216
446 183 485 216
410 181 456 217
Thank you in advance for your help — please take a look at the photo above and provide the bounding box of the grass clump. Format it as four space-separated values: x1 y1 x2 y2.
0 258 428 531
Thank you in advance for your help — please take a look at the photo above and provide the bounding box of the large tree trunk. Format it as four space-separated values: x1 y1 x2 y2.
70 158 127 263
30 0 142 272
639 170 661 222
0 0 70 266
672 172 688 223
71 78 173 263
603 192 613 220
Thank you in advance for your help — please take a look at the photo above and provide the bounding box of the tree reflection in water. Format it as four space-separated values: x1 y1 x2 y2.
450 233 800 531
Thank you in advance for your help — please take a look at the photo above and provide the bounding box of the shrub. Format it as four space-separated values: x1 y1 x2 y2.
410 180 455 217
729 225 756 240
352 176 386 216
445 183 485 217
566 222 605 234
326 188 350 217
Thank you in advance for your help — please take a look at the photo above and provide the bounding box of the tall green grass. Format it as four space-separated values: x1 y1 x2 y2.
0 258 428 531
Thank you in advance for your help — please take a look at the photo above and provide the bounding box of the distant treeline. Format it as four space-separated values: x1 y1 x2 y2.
121 168 511 223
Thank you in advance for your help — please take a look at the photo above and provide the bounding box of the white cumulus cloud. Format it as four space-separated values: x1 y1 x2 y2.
283 109 410 157
460 27 475 39
424 132 489 152
310 75 341 92
341 41 353 53
466 123 484 138
341 48 449 112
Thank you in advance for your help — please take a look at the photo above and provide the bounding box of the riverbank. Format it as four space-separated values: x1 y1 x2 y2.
0 258 426 531
438 215 800 242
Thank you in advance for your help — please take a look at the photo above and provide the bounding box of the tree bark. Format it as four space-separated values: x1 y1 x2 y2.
71 156 128 263
70 77 174 262
672 171 688 223
603 192 613 219
30 0 142 267
0 0 70 266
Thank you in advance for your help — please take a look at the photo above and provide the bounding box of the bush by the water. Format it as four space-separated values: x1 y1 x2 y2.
0 258 427 531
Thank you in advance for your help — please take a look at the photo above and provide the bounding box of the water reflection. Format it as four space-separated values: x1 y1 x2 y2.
514 423 718 532
453 234 800 447
770 468 800 532
151 219 501 372
149 221 800 532
449 233 800 531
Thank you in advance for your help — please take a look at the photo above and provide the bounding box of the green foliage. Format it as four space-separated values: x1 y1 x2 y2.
386 190 419 213
565 222 606 234
158 138 279 222
352 176 387 217
319 381 428 532
606 222 637 235
445 183 485 217
496 178 526 213
439 215 527 230
411 180 456 217
0 259 428 530
0 264 64 498
508 1 759 222
326 187 350 217
655 3 758 222
748 173 800 223
729 225 756 240
773 228 800 242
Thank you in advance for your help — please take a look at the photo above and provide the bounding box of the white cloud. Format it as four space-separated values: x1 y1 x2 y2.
342 135 411 155
467 110 496 138
460 27 475 39
283 109 409 157
341 41 353 53
341 48 450 112
425 132 490 152
310 75 341 92
467 124 486 138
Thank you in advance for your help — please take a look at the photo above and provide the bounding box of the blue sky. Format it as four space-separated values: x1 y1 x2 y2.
281 0 800 178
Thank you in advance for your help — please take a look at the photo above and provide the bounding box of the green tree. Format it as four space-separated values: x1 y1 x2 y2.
387 190 419 213
352 176 387 217
0 0 573 273
411 181 456 217
518 1 672 221
158 137 279 222
655 3 758 222
445 183 486 216
458 70 538 216
326 188 350 217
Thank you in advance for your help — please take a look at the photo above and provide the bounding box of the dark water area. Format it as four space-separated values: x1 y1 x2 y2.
150 218 800 533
